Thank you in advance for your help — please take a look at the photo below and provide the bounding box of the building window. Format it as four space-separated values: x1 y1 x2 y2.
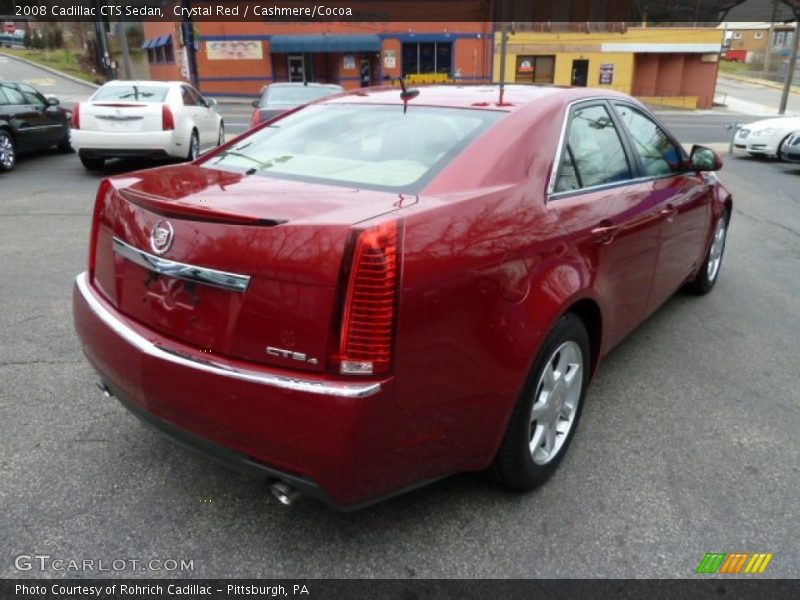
775 31 787 46
401 42 452 77
147 39 175 65
515 55 556 83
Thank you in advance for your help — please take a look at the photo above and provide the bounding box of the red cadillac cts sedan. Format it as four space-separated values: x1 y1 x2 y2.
73 85 731 509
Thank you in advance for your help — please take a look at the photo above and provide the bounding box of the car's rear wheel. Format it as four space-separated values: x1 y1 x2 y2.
0 130 16 172
685 211 729 295
57 133 73 153
187 130 199 161
492 313 590 490
79 155 104 171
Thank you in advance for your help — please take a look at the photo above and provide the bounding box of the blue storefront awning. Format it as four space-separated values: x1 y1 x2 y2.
269 34 381 53
141 35 172 50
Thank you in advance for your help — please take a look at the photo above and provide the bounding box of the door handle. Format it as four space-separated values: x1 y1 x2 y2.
590 222 620 245
660 204 677 223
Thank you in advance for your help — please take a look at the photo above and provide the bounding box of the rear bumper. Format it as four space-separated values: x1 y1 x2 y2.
71 129 183 158
72 272 393 508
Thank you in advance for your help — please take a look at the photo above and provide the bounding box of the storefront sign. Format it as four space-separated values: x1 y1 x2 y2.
343 54 356 70
384 49 396 69
599 63 614 84
206 40 263 60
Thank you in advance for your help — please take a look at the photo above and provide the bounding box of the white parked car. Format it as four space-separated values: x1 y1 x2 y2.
70 80 224 170
733 116 800 159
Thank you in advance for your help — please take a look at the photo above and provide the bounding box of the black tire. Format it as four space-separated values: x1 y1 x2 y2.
0 130 17 172
79 155 105 171
492 313 591 490
777 135 792 161
217 123 225 146
685 210 730 295
187 130 199 161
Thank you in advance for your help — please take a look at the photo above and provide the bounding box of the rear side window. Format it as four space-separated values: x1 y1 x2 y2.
204 104 503 193
93 85 168 103
554 104 632 193
614 104 683 176
1 84 26 105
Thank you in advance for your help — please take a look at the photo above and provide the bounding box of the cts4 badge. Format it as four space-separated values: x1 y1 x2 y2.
150 220 174 255
266 346 319 365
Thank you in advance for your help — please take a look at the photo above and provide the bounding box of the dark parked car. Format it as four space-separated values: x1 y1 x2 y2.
250 82 343 127
74 85 731 509
0 80 72 172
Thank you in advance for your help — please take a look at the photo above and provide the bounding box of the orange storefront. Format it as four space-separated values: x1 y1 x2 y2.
142 22 494 96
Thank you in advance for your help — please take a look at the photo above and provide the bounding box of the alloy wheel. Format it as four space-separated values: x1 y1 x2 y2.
0 133 15 170
528 341 584 465
707 217 727 282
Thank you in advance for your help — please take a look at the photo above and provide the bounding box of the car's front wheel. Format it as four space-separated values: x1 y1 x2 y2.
0 130 17 172
685 211 729 295
492 313 590 490
217 123 225 147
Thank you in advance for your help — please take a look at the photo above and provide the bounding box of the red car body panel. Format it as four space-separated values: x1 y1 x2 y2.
73 85 732 508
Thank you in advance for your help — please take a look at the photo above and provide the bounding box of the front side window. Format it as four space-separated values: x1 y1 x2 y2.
554 104 631 193
17 83 45 109
203 104 503 192
614 104 682 177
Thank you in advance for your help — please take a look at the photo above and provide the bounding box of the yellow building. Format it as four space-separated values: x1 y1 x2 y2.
494 25 724 109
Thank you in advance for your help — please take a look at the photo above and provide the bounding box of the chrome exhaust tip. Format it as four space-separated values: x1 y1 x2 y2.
270 481 300 506
96 381 113 398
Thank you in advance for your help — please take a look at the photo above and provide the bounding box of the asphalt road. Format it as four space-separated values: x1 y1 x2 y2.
1 56 799 579
0 52 98 105
717 75 800 116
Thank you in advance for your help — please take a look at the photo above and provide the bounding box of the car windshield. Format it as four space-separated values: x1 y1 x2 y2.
203 104 503 192
93 85 168 103
261 86 342 107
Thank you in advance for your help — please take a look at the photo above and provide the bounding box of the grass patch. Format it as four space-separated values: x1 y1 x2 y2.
0 48 101 84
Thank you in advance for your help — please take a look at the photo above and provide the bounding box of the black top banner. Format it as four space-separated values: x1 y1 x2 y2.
2 579 800 600
1 0 799 23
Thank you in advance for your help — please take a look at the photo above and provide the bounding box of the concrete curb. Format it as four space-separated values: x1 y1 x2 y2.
719 73 800 95
0 51 100 90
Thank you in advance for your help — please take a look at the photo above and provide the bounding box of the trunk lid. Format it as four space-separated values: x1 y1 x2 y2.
81 101 163 133
91 165 410 374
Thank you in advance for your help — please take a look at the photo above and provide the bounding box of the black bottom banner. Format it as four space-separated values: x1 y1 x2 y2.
2 579 799 600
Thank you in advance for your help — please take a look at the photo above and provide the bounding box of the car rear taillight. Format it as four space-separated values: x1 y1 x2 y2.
88 179 112 279
336 221 400 376
162 104 175 131
250 110 260 128
71 103 80 129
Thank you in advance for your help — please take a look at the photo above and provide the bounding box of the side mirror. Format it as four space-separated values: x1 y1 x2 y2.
205 97 217 107
251 99 260 108
46 97 60 107
689 145 723 171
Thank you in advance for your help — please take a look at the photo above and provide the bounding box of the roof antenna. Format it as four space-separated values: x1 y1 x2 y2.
397 77 419 114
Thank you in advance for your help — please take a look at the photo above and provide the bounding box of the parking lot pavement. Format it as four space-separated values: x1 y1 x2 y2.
1 145 798 579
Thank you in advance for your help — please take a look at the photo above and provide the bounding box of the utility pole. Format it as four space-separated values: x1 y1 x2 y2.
778 20 799 115
90 0 113 80
180 0 199 88
116 22 133 80
763 0 779 79
497 0 508 104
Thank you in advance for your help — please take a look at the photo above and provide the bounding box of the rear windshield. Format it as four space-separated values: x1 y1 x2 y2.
261 86 342 107
203 104 503 193
93 85 168 103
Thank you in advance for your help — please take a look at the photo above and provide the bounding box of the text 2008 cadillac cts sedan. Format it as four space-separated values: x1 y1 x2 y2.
73 85 732 509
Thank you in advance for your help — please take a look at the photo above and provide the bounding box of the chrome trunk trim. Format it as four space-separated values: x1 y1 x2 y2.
75 272 382 398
